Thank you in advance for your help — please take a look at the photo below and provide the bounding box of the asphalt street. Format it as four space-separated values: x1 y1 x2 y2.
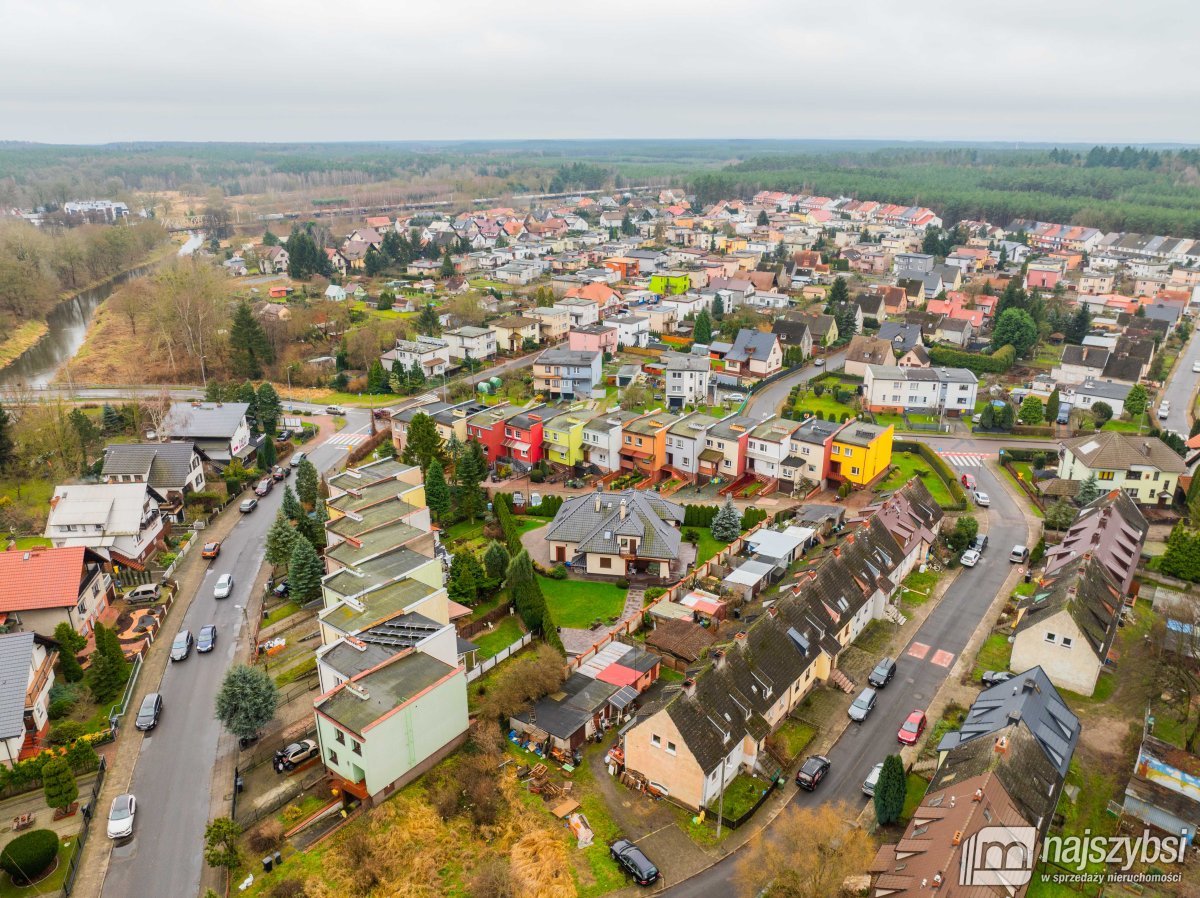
746 351 849 419
662 460 1027 897
1154 328 1199 439
100 406 372 898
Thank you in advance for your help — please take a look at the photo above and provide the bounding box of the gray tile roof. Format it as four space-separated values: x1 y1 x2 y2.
101 442 199 490
0 633 34 740
545 490 684 560
1063 431 1186 474
163 402 249 439
726 329 778 363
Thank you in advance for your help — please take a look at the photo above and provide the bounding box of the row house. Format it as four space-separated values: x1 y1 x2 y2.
390 400 496 457
532 348 603 400
582 410 643 472
699 415 757 481
664 354 712 409
542 409 590 468
466 405 548 468
664 413 723 477
620 411 680 477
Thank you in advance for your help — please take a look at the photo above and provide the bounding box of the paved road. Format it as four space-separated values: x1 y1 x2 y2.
1155 327 1198 438
663 460 1027 897
101 409 372 898
746 351 849 419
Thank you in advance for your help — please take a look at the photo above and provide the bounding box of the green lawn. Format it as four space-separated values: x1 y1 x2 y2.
898 567 940 606
693 532 731 565
852 620 892 655
0 837 75 897
793 392 855 420
273 655 316 687
770 718 817 762
10 537 51 549
714 772 772 820
471 616 525 659
1100 417 1144 433
538 576 627 628
263 601 301 627
350 299 407 320
900 773 931 822
877 451 954 507
970 632 1013 680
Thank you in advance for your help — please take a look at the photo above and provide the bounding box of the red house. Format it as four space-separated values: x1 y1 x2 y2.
466 404 547 466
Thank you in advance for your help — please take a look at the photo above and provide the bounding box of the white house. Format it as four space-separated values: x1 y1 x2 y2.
382 338 450 379
162 402 253 465
608 313 651 348
582 412 635 473
862 365 978 416
664 354 712 409
45 482 166 568
1063 379 1132 418
553 297 601 328
442 326 497 363
664 413 721 476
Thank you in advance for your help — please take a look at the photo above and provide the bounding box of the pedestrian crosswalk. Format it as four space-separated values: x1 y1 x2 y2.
938 451 988 468
325 432 368 446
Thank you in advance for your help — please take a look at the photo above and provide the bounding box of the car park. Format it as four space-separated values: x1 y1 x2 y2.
201 540 221 559
197 625 217 653
254 477 274 497
610 839 660 887
973 491 990 507
969 534 988 554
170 630 193 661
796 755 831 791
290 452 306 468
897 710 927 745
126 583 160 603
239 497 258 513
868 657 897 688
107 794 137 840
960 473 976 489
1009 544 1029 564
981 670 1014 688
213 573 234 599
862 762 884 797
960 549 981 567
135 693 162 731
848 687 878 722
273 739 320 773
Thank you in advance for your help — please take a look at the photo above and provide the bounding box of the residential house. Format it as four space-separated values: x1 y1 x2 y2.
829 422 894 485
391 400 491 456
664 355 711 409
324 284 347 302
532 348 603 400
842 335 896 378
1056 433 1183 506
544 490 685 580
876 322 924 355
664 413 721 477
223 256 247 277
382 337 450 380
442 326 497 363
934 316 973 347
482 405 548 468
100 441 206 516
45 483 166 568
1010 490 1147 695
563 282 622 314
542 410 590 468
700 415 757 481
642 304 679 335
0 633 57 766
724 329 782 378
779 417 842 490
568 324 618 355
1052 345 1111 385
582 410 643 473
161 402 253 466
770 316 813 360
607 313 650 348
1062 379 1132 418
528 306 571 343
798 312 838 347
490 316 541 353
854 292 887 327
620 412 679 478
862 365 978 416
553 297 601 328
0 546 113 638
259 246 289 274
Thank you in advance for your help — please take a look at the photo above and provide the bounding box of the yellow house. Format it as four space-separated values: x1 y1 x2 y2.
829 421 893 485
542 410 589 467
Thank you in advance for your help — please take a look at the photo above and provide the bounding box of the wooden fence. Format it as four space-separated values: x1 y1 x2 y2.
458 602 515 639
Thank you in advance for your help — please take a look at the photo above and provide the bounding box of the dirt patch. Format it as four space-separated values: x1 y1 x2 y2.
1077 715 1134 762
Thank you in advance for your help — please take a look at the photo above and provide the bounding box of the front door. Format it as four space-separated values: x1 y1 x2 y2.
555 546 566 562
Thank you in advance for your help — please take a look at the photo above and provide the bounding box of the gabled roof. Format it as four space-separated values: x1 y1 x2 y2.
645 618 718 663
0 633 36 739
163 402 249 440
1014 554 1124 665
725 328 779 364
1063 432 1186 474
0 546 93 613
1043 489 1147 593
545 490 685 560
844 335 895 367
101 442 200 489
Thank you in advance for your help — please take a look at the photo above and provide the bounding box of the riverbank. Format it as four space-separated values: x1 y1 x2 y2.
0 321 50 368
57 298 174 385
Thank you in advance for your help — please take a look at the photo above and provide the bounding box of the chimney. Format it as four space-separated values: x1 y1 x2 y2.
994 735 1008 754
1022 677 1039 693
932 873 944 889
620 498 628 521
712 649 726 671
953 831 964 846
733 631 748 650
1143 442 1152 456
682 678 696 697
767 605 778 618
973 788 984 802
595 492 602 513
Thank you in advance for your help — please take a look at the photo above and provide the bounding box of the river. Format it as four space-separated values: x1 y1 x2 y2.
0 233 204 389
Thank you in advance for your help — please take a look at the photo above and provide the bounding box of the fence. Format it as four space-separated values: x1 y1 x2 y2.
704 776 780 830
458 602 514 639
62 756 107 895
466 633 533 682
107 654 145 729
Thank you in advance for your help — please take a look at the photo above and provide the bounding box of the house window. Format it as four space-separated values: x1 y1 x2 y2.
666 741 677 756
1045 632 1057 644
600 557 612 569
1127 471 1142 481
636 438 643 447
351 739 362 755
1098 471 1114 481
851 467 860 475
335 729 346 744
651 734 661 748
328 749 339 765
843 448 853 457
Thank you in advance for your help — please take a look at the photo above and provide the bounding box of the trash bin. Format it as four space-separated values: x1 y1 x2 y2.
1024 571 1032 583
262 856 274 873
273 851 283 867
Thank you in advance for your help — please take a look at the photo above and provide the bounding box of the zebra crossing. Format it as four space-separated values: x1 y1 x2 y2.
938 451 988 468
325 431 368 446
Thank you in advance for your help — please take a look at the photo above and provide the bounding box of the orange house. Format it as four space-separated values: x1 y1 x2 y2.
604 257 640 281
619 412 678 476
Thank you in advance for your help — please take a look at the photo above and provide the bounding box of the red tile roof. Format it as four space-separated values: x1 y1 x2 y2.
0 546 87 612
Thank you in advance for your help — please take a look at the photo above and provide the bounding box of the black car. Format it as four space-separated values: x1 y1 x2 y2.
970 534 989 554
272 579 290 598
135 693 162 731
197 625 217 653
981 670 1014 688
169 630 193 662
868 657 897 688
796 755 831 791
610 839 660 886
273 739 320 773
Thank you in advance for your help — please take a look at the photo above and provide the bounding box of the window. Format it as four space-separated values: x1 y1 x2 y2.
600 557 612 569
851 467 860 475
335 729 346 744
1061 637 1073 649
1045 632 1057 644
666 741 677 756
1098 471 1114 481
831 446 840 455
1127 471 1142 481
651 734 661 747
843 448 853 457
636 438 643 446
351 739 362 755
328 749 339 765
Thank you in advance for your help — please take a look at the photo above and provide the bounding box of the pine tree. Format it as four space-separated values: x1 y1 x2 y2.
874 754 906 825
256 437 276 470
1077 473 1101 506
711 499 742 541
280 484 303 523
711 294 724 320
288 537 324 603
87 624 127 703
101 403 122 433
0 406 12 472
54 622 86 683
483 541 511 585
506 550 549 631
417 303 441 336
440 249 455 278
828 276 849 306
694 308 713 344
41 756 78 812
295 459 319 509
263 228 279 247
425 459 451 522
448 551 480 604
455 439 486 522
1046 389 1060 424
215 665 278 741
389 358 408 394
408 360 426 387
265 509 299 568
1125 384 1149 418
255 383 281 436
236 381 259 431
1018 395 1044 425
229 300 273 379
401 412 444 472
366 359 389 394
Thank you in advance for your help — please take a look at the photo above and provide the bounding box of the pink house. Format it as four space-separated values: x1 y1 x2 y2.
568 324 618 355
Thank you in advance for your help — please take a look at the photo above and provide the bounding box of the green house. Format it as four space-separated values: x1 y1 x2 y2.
650 272 691 296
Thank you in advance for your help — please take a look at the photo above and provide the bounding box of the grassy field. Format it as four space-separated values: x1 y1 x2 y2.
693 532 731 564
0 320 48 367
970 632 1013 680
792 392 856 420
770 718 817 761
263 601 302 627
472 616 525 658
877 451 954 507
538 576 626 628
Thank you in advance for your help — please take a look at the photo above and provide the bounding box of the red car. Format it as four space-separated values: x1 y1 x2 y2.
960 473 976 490
897 710 927 745
201 541 221 559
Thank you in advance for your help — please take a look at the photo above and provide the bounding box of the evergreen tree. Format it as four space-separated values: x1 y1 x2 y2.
694 308 714 344
448 551 481 604
401 412 444 472
68 408 100 468
505 550 550 632
408 360 426 387
236 381 259 430
215 665 278 741
265 509 299 568
0 406 11 471
998 244 1008 268
483 541 511 585
425 459 451 522
376 289 394 312
995 278 1028 318
711 499 742 541
996 403 1015 430
284 228 328 279
440 249 455 278
455 439 487 522
366 359 389 394
256 437 276 471
756 210 769 226
1161 523 1200 583
1046 389 1060 424
41 756 78 812
87 624 127 703
874 754 906 825
364 247 386 276
295 459 319 508
204 818 244 872
1091 401 1114 426
255 383 281 436
828 276 849 306
287 537 324 603
711 294 724 320
101 403 122 433
1125 384 1149 418
979 404 996 429
229 300 273 379
1077 473 1101 505
53 623 86 683
991 308 1038 357
280 484 303 523
1018 395 1044 425
1066 306 1091 344
389 358 408 394
417 303 442 336
262 228 279 247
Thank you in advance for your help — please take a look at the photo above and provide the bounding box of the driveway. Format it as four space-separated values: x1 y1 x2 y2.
746 351 848 418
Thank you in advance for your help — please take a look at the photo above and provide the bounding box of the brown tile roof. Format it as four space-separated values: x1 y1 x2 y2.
0 546 89 612
1062 431 1186 474
645 618 718 663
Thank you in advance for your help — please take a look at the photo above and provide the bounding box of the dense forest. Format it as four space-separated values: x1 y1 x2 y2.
690 147 1200 237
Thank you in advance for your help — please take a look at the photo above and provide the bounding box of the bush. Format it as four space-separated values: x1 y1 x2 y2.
929 344 1015 375
548 564 568 580
615 578 630 589
0 829 59 884
48 721 85 746
248 819 284 855
644 587 666 600
269 881 309 898
529 469 545 483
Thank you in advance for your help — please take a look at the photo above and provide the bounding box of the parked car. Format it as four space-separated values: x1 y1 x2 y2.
276 428 293 441
1009 544 1029 564
213 573 234 599
197 625 217 653
868 657 897 688
254 477 274 497
271 466 287 481
969 534 989 554
848 687 878 722
1159 402 1170 420
897 710 928 746
135 693 162 731
272 579 289 597
862 762 884 798
201 540 221 559
1193 361 1200 374
960 473 977 489
325 405 346 416
981 670 1014 688
126 583 160 603
290 452 307 468
273 739 320 773
796 755 831 791
609 839 660 887
960 549 981 568
107 793 137 840
169 630 193 662
725 393 746 404
973 491 990 507
813 358 825 367
239 497 258 513
1057 405 1071 425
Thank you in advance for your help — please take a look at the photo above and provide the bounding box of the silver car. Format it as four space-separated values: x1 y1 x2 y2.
862 762 883 797
213 573 234 599
107 793 136 840
848 687 878 722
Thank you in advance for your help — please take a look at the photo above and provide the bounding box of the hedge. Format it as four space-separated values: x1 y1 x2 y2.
893 440 968 510
0 829 59 884
928 343 1015 375
527 494 563 517
493 493 523 555
683 505 720 528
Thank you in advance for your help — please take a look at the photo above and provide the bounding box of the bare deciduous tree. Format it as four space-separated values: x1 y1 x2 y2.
735 803 874 898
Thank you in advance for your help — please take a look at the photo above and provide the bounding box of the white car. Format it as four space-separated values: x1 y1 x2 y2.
213 573 234 599
813 358 825 367
107 793 136 840
862 762 884 797
973 491 990 507
725 393 746 404
1193 361 1200 373
1159 403 1170 420
960 549 982 568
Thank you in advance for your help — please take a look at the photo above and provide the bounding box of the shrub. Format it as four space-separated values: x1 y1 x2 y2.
248 819 284 855
683 528 699 544
615 578 630 589
529 469 545 483
0 829 59 884
549 564 568 580
269 881 309 898
48 721 85 746
644 587 666 600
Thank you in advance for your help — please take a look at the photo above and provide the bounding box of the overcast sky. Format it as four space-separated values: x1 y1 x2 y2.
3 0 1197 144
